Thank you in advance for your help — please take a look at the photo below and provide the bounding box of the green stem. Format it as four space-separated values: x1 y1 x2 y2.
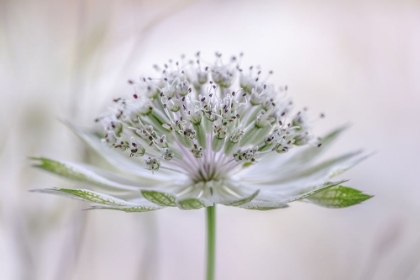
206 205 216 280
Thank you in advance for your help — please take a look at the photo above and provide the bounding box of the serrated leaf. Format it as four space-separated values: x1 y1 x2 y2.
31 188 133 206
31 157 139 191
141 190 177 207
86 205 162 213
177 198 211 210
223 190 260 206
302 185 373 208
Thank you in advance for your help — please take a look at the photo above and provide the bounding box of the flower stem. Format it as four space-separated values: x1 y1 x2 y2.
206 205 216 280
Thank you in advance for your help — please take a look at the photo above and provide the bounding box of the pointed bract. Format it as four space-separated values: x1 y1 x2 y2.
302 185 373 208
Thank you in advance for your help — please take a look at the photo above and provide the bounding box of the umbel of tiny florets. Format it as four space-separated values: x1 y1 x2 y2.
32 52 372 211
97 52 320 182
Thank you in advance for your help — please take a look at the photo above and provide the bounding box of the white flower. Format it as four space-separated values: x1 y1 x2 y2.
32 52 372 211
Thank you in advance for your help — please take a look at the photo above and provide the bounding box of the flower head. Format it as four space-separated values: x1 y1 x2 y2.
32 52 372 211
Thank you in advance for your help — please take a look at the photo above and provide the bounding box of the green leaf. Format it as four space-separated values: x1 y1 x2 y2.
31 188 133 206
223 190 260 206
302 185 373 208
177 198 211 210
141 190 177 207
86 205 162 213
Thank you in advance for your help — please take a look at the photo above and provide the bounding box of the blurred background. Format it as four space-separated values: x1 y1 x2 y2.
1 0 419 279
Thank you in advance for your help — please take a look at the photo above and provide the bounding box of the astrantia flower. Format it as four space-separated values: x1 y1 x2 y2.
32 52 373 280
32 52 372 211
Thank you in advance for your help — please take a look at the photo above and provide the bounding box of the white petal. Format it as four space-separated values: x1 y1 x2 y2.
284 124 350 166
31 187 136 205
222 190 260 207
64 121 181 181
284 180 348 202
82 163 166 186
31 187 163 212
86 205 162 212
242 150 372 187
238 180 347 209
32 157 163 193
210 180 260 206
239 125 349 180
239 200 289 210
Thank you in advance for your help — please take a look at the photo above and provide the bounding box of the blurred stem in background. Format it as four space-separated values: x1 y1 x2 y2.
56 0 89 278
